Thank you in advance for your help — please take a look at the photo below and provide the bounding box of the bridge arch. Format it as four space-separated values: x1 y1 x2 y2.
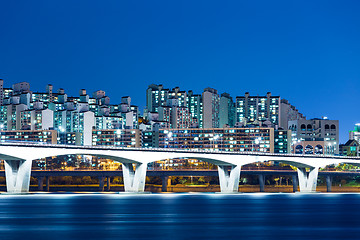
28 153 139 165
0 146 143 164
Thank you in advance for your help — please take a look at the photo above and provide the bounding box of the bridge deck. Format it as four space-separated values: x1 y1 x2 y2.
0 142 359 160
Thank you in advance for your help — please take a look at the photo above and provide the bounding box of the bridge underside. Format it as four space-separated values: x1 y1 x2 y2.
2 159 324 194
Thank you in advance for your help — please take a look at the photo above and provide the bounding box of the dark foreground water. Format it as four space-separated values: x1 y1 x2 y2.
1 193 360 240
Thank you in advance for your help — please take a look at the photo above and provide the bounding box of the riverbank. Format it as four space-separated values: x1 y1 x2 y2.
2 184 360 193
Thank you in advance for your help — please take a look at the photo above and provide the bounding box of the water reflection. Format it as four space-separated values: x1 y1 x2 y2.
0 193 360 240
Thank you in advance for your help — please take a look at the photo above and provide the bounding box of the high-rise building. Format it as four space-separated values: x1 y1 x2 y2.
0 105 8 130
235 92 305 129
66 110 95 145
20 108 54 130
171 106 192 129
7 104 28 130
219 93 235 128
158 106 172 129
236 92 280 126
169 87 187 107
12 82 30 95
146 84 169 113
187 90 202 128
95 116 123 130
32 84 57 108
54 110 67 132
202 87 220 128
3 87 13 101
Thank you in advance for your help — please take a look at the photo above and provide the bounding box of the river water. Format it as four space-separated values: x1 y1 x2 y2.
0 193 359 240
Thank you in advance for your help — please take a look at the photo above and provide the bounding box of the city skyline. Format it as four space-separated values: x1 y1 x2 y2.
1 1 359 144
0 78 351 144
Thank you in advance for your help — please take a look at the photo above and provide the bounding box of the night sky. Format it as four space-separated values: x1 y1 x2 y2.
1 1 359 143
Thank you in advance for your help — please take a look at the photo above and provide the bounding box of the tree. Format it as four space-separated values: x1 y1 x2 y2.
82 176 92 184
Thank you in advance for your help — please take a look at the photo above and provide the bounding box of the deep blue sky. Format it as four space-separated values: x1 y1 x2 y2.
1 1 359 143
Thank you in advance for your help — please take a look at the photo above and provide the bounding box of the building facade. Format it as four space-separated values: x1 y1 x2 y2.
0 130 57 144
289 118 339 155
158 127 282 153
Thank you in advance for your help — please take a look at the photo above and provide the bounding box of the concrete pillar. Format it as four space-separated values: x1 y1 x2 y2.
297 167 319 192
326 175 332 192
122 163 147 192
258 174 265 192
99 177 105 191
106 177 111 191
4 159 33 193
37 177 44 191
292 175 298 192
162 176 169 192
217 165 241 193
45 176 50 192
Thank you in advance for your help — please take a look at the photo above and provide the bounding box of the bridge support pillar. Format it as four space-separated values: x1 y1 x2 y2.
258 174 265 192
37 177 44 191
4 159 32 193
162 176 169 192
99 177 105 191
297 167 319 192
45 177 50 192
218 165 241 193
326 175 332 192
106 177 111 191
292 175 298 192
122 163 147 192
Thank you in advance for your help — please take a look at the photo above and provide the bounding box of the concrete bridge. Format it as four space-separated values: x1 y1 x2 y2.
0 142 359 193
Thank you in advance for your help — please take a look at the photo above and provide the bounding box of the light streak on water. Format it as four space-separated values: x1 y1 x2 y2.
0 193 360 239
